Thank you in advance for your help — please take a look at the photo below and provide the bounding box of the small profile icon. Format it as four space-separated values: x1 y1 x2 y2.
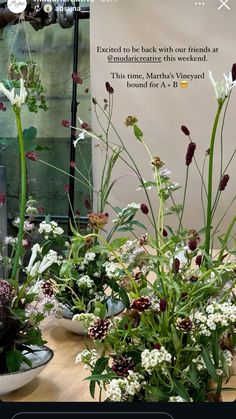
7 0 27 13
44 4 53 13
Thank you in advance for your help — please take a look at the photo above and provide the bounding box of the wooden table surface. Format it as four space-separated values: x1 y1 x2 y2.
2 318 236 402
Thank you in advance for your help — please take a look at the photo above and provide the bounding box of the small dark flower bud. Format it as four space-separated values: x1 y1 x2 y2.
162 228 168 237
92 97 97 105
25 151 39 161
195 255 202 267
188 239 198 252
232 63 236 82
72 72 83 84
206 148 210 156
154 343 161 350
140 203 149 215
219 174 230 191
172 258 180 274
0 102 6 111
186 142 196 166
81 122 92 132
159 299 167 313
105 82 114 94
62 119 70 128
181 125 190 136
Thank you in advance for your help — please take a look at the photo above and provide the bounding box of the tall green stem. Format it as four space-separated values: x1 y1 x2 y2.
11 109 27 280
205 103 223 258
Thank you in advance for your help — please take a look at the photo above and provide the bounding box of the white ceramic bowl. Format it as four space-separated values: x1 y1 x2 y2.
0 345 54 396
56 298 125 335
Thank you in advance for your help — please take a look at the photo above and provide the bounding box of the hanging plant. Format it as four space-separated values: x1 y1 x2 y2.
1 55 48 113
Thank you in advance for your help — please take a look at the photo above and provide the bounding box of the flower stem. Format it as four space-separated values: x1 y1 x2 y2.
205 103 223 259
11 109 27 280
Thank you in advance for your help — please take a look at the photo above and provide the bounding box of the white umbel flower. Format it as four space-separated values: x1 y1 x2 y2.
209 70 236 102
0 78 27 108
141 347 172 374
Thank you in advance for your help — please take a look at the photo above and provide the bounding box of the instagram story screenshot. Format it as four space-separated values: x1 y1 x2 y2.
0 0 235 417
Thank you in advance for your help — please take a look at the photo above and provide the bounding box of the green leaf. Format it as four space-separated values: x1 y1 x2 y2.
85 373 118 381
173 379 190 401
90 380 96 399
6 349 25 373
110 237 128 250
119 287 130 308
145 386 166 401
93 357 109 375
23 127 37 142
201 347 218 382
133 124 143 142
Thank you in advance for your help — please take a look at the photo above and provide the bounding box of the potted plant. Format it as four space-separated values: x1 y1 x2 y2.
0 58 55 395
75 66 236 402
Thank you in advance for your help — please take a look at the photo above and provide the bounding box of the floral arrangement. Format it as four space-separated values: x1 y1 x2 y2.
0 59 58 373
72 67 236 402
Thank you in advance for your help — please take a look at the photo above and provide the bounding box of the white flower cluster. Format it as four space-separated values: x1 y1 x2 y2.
72 312 97 327
38 221 64 239
141 348 172 374
169 396 187 402
107 371 145 402
78 252 96 271
4 236 17 245
104 262 120 278
192 301 236 336
127 203 141 210
77 275 95 290
75 349 97 370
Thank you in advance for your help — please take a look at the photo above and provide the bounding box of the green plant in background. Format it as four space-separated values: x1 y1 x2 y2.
73 65 236 402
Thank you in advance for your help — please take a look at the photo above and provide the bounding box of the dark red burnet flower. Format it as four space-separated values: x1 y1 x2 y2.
72 72 83 84
188 239 198 252
181 125 190 136
64 184 70 193
195 254 202 267
38 206 45 214
111 355 134 377
162 228 168 237
172 258 180 274
84 198 91 211
81 122 92 132
154 343 161 350
219 174 230 191
105 81 114 94
25 151 39 161
0 192 6 206
159 299 167 313
62 119 70 128
131 297 152 312
0 102 6 111
186 142 196 166
140 203 149 215
88 318 111 341
70 161 76 169
232 63 236 82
